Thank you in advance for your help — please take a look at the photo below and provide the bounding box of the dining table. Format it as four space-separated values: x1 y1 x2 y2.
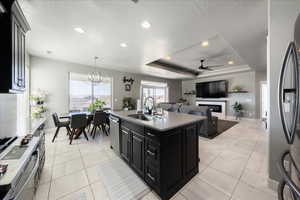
59 110 111 139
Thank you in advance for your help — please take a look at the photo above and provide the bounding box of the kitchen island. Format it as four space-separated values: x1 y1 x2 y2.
110 110 205 200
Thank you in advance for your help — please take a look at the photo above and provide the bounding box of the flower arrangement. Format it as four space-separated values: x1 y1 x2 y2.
88 98 106 113
32 106 47 119
30 89 48 105
31 89 48 119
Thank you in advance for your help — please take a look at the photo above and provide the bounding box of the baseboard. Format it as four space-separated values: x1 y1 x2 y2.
214 115 258 121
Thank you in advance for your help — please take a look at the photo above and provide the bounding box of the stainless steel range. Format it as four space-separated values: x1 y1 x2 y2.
0 121 45 200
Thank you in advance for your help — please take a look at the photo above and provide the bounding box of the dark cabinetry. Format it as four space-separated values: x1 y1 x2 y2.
131 131 144 177
184 125 198 175
119 119 199 200
0 1 30 93
120 124 145 177
120 127 131 163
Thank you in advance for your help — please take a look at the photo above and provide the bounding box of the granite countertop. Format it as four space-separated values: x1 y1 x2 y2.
110 110 206 131
0 117 46 187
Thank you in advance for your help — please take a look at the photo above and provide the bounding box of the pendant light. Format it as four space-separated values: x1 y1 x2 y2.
88 56 103 83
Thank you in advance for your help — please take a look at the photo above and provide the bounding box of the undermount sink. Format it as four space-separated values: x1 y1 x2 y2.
127 114 151 121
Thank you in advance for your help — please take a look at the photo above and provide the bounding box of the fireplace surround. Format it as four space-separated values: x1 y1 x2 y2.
196 100 227 117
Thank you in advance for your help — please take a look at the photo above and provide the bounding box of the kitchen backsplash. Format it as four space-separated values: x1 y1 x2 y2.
0 94 17 138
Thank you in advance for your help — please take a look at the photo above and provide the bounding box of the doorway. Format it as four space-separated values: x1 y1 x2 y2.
260 81 268 119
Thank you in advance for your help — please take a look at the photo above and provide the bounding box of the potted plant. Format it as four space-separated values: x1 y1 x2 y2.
232 102 243 120
122 97 136 110
232 86 242 92
88 98 106 113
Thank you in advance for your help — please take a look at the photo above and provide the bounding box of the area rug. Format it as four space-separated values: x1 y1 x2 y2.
205 119 238 139
216 119 238 137
96 157 150 200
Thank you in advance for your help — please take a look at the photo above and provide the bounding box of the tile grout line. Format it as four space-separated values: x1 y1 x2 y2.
50 140 95 200
46 132 57 200
79 130 111 200
228 136 260 200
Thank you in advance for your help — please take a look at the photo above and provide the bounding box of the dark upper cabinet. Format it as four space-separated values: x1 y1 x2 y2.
0 0 30 93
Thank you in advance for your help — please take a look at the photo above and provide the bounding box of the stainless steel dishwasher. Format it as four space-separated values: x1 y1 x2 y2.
109 115 120 156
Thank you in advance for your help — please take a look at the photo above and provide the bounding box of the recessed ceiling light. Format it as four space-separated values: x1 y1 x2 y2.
141 21 151 29
228 60 234 65
46 50 52 54
165 56 171 60
74 27 85 34
201 41 209 47
120 43 128 48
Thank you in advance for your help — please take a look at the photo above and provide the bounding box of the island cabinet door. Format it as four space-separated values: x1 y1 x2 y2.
161 129 184 192
120 127 131 163
184 124 199 176
131 131 144 178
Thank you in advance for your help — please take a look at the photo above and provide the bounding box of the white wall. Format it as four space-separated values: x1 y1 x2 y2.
268 0 300 181
30 56 182 127
182 71 259 118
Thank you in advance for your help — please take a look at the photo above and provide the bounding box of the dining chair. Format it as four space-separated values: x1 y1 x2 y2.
90 111 108 139
105 112 110 133
52 113 71 143
69 114 88 145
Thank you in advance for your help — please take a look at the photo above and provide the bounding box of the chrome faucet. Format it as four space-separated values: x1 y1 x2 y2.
144 96 156 115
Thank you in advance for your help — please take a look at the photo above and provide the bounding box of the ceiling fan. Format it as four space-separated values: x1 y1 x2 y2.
198 59 224 71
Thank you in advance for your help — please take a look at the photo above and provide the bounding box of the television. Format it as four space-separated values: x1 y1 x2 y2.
196 80 228 98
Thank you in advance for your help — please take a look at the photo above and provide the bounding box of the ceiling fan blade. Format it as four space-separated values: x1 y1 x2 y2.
198 67 214 71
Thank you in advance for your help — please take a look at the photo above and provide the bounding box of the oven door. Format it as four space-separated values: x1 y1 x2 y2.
13 150 39 200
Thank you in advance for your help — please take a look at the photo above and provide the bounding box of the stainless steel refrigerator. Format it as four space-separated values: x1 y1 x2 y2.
277 13 300 200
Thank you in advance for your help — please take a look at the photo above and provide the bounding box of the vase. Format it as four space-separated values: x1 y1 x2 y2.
234 111 242 120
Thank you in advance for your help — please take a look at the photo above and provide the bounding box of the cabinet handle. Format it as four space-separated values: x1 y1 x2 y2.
146 132 155 137
17 78 23 87
147 150 156 157
147 173 156 182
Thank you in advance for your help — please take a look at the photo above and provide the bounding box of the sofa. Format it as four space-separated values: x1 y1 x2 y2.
159 103 218 138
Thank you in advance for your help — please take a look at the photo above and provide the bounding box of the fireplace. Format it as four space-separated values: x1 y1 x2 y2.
198 104 222 113
196 100 227 117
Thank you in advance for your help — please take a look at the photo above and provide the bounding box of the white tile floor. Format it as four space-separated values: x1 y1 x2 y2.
35 118 277 200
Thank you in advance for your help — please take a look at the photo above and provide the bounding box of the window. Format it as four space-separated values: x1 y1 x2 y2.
69 73 112 111
141 81 168 107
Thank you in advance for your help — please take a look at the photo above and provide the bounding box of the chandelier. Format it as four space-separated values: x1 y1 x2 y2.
88 56 103 83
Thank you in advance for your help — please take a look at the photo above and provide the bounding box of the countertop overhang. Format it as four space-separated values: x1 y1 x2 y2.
110 110 206 131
